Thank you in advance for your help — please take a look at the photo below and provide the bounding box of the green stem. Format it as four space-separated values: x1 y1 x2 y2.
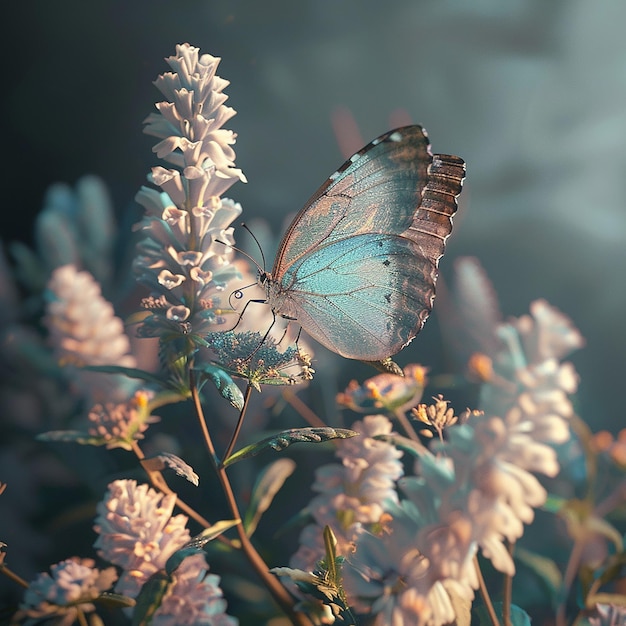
502 541 514 626
131 441 234 548
189 371 313 626
556 537 585 626
221 383 253 466
394 408 421 441
76 608 88 626
474 554 501 626
0 564 29 588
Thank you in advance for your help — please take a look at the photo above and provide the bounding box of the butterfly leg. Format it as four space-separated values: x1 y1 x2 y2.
223 292 267 333
361 357 404 376
240 310 278 362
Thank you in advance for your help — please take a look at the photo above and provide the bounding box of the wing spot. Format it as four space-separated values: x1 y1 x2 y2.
384 293 391 303
389 131 402 142
350 153 361 163
383 259 391 266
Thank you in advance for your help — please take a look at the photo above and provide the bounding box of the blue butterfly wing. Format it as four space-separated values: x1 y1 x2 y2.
269 125 465 360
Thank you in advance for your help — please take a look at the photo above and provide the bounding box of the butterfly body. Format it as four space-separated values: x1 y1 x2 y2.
262 125 465 361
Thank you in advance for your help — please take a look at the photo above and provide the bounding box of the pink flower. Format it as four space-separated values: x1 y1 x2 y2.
15 557 117 626
93 479 190 598
152 553 237 626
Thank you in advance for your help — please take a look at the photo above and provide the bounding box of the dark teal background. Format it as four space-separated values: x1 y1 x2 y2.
1 2 626 621
3 0 624 430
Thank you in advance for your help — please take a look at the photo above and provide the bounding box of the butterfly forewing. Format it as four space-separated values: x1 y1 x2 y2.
267 125 465 360
272 126 432 275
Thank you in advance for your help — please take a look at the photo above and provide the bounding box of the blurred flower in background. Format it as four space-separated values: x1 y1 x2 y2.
2 4 626 622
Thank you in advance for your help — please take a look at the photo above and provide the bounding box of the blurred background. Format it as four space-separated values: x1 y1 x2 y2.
1 0 626 620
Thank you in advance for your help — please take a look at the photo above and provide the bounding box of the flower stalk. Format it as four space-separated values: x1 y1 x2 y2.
189 372 313 626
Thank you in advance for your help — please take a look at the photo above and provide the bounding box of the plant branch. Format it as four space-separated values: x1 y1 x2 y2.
474 554 501 626
130 441 234 548
221 383 253 466
189 370 313 626
502 541 514 626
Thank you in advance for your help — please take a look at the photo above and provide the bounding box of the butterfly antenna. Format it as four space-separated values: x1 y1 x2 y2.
240 223 267 272
215 238 264 275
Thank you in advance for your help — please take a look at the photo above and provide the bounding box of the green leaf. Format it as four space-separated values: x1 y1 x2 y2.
141 453 199 486
244 458 296 536
274 506 314 539
223 427 358 467
36 430 116 448
165 519 240 575
9 241 45 292
542 493 568 513
83 364 167 387
94 592 136 609
197 363 245 410
164 547 204 577
373 433 431 458
585 592 626 608
272 525 355 624
583 551 626 601
507 604 532 626
185 519 241 549
131 571 170 626
515 545 562 606
323 526 339 584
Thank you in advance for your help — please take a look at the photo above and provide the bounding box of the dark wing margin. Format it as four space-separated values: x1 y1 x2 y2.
406 153 466 269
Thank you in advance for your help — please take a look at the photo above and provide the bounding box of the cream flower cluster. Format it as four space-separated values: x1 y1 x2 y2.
340 300 583 626
93 479 191 598
93 479 237 623
133 43 246 341
87 389 159 450
151 553 238 626
290 415 403 575
14 557 117 626
45 264 137 404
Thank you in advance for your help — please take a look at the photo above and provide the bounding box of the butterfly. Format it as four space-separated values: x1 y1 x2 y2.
259 125 465 364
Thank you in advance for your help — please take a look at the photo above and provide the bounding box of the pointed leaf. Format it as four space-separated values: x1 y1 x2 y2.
585 592 626 608
588 550 626 593
323 526 339 584
507 605 532 626
141 453 199 486
585 514 624 550
198 363 245 410
185 519 241 549
165 547 204 577
36 430 112 448
270 567 319 586
223 428 358 467
165 519 240 575
373 433 431 458
244 459 296 536
274 505 314 539
83 364 167 387
94 592 136 609
131 571 170 626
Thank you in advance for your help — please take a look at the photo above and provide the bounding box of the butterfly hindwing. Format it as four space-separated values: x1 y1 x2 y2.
280 233 436 359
